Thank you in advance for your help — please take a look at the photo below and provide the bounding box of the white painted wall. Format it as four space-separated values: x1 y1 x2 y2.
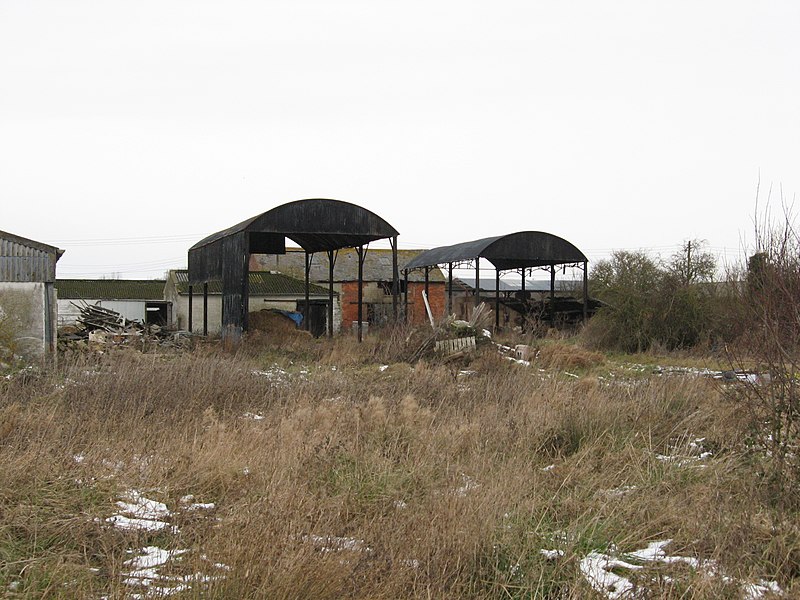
57 299 147 326
0 282 57 361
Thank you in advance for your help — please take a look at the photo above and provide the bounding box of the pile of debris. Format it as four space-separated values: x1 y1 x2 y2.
408 302 494 363
76 303 125 332
59 302 192 351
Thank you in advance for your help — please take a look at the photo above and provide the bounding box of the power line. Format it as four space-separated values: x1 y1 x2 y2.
48 234 206 247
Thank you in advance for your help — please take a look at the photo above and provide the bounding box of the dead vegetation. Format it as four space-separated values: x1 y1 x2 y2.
0 330 798 599
535 342 606 371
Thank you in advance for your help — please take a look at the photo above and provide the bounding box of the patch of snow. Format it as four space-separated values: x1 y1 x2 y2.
743 579 783 599
241 412 265 420
454 474 480 497
599 485 638 499
400 558 421 569
116 490 170 521
124 546 188 574
506 356 531 366
303 534 372 554
656 436 713 468
252 364 308 385
625 539 671 562
186 502 215 512
379 365 389 372
106 514 174 533
540 549 565 560
111 494 229 598
580 551 638 599
541 464 555 472
578 540 784 599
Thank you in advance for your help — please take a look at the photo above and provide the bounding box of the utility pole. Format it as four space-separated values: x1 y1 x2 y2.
686 240 692 285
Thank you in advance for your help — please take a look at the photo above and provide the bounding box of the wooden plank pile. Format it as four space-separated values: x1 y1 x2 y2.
59 302 193 351
74 302 126 332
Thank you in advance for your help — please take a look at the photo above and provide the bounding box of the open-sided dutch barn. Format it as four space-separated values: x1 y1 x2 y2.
404 231 590 329
188 199 400 345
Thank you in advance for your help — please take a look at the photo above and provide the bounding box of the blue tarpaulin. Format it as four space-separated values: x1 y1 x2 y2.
275 310 303 327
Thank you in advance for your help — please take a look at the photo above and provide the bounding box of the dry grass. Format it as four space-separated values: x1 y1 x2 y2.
535 342 606 371
0 332 797 598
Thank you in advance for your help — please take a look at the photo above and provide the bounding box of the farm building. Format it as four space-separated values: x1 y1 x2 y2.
188 199 401 345
406 231 593 330
0 230 63 361
165 270 338 337
250 248 446 329
449 277 597 328
55 279 170 327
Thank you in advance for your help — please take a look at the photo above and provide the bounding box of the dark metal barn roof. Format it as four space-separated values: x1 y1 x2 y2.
189 198 399 282
404 231 587 271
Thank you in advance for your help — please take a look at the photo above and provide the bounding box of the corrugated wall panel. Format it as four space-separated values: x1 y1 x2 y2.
0 237 57 282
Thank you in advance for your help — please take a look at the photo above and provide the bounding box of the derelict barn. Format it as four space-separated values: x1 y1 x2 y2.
404 231 590 329
188 199 400 345
0 230 64 361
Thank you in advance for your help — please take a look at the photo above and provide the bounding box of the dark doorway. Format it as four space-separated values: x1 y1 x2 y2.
145 302 169 326
297 301 328 337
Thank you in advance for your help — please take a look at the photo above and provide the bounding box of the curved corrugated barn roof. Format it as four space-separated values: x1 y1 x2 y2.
189 198 401 284
404 231 587 271
190 198 399 254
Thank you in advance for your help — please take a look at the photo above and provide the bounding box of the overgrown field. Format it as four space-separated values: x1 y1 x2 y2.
1 334 797 599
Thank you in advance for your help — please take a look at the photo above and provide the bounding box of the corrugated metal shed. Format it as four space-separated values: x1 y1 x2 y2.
172 270 333 297
56 279 167 300
0 230 64 283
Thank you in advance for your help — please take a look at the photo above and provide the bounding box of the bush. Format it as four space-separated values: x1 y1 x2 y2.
583 242 730 352
728 204 800 501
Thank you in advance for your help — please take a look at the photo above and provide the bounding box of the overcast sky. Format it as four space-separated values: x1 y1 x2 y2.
2 1 798 279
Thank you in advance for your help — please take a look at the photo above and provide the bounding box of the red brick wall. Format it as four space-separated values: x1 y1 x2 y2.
338 281 447 328
405 282 446 326
340 281 362 324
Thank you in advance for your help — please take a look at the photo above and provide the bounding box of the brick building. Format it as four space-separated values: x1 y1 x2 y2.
250 248 446 330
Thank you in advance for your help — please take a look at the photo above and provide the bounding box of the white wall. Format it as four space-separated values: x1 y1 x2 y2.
172 294 223 334
0 282 57 361
171 294 341 335
57 299 147 326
